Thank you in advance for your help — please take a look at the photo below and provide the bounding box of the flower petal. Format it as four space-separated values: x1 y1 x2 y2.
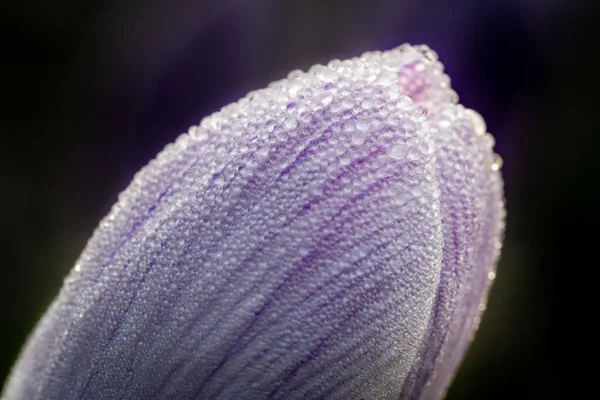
3 45 504 400
399 69 505 398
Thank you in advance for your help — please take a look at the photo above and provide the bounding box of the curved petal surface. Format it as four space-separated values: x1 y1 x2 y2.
3 45 504 400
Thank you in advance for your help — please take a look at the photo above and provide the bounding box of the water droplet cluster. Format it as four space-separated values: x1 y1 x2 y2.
4 44 505 400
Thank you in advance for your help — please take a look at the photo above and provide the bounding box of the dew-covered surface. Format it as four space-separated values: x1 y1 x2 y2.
2 45 504 400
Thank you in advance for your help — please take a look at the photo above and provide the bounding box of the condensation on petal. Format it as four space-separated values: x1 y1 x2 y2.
0 45 507 400
389 44 459 111
400 99 505 398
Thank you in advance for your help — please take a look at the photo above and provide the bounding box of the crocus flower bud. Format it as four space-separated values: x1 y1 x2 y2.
3 44 504 400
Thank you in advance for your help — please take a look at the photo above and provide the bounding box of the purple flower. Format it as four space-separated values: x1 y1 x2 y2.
2 44 504 400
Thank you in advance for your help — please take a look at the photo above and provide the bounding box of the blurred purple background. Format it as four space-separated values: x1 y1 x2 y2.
1 0 596 398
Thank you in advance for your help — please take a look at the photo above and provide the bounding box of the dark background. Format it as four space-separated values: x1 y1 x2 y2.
1 0 597 398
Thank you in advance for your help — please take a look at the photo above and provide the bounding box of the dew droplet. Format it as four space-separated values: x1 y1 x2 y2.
356 119 370 132
286 78 304 97
330 101 342 113
342 97 354 109
319 91 333 105
283 116 298 130
352 132 366 145
390 144 407 160
408 147 422 161
483 133 496 149
419 140 434 155
343 120 355 133
465 108 486 136
266 120 276 133
490 153 503 171
376 70 397 86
